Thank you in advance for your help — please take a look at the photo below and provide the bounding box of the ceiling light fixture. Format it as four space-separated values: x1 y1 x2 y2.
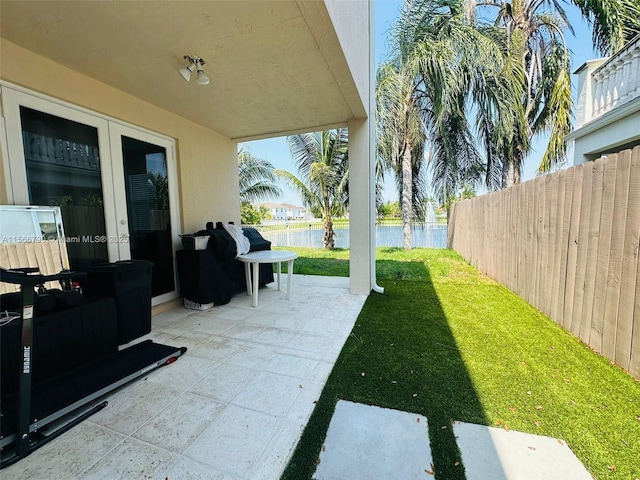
179 55 210 85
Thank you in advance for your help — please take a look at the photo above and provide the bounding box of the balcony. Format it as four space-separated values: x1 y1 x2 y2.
590 35 640 121
569 34 640 164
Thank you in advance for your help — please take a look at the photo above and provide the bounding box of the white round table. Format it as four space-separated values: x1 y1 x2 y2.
236 250 298 307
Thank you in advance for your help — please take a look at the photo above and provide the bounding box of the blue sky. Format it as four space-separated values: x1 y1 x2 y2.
240 0 599 206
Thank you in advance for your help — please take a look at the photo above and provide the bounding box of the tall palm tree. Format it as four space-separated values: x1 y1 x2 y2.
469 0 574 181
276 129 349 249
378 0 518 231
376 58 428 249
238 148 281 203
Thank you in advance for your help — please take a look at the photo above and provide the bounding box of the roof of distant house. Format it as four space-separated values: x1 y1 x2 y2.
258 202 305 210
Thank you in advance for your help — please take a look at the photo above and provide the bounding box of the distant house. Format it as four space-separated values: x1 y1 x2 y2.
567 34 640 164
259 202 309 220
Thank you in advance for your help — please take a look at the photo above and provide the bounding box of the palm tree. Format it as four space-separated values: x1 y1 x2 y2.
376 58 428 249
378 0 518 230
276 129 349 249
468 0 573 181
238 147 281 203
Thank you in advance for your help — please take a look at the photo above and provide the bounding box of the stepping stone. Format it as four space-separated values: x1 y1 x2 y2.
313 400 433 479
453 421 593 479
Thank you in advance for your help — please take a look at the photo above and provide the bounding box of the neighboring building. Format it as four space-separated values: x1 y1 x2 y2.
0 1 377 300
259 202 309 220
567 35 640 164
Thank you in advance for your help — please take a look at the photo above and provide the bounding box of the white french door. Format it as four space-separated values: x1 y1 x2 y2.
1 84 180 304
108 123 179 302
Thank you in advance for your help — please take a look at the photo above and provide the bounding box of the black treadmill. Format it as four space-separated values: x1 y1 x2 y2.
0 267 187 469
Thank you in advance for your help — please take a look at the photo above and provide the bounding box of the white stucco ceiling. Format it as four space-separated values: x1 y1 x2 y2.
0 0 365 140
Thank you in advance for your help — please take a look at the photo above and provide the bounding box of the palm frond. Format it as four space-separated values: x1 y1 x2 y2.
572 0 640 54
238 148 282 203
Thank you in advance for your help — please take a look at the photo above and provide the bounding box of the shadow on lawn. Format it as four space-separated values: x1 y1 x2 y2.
282 260 503 480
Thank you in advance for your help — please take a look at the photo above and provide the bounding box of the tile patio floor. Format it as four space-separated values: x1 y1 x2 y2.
3 275 367 480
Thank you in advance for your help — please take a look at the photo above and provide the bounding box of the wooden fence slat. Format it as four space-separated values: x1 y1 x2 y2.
447 203 456 249
528 180 538 306
534 178 545 309
615 148 640 369
538 176 550 315
545 174 558 317
520 182 530 303
511 184 521 291
550 170 565 322
485 194 491 275
557 168 575 327
630 225 640 379
498 192 506 283
563 164 582 331
580 158 604 343
571 162 592 337
591 157 617 353
602 151 631 361
518 182 528 296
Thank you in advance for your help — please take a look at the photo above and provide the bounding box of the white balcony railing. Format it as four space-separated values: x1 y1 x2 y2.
591 35 640 119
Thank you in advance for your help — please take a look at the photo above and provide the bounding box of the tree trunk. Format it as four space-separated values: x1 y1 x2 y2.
401 142 413 250
503 143 523 188
323 217 335 249
506 148 523 187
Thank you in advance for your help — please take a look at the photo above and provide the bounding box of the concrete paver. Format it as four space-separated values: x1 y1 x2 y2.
314 402 593 480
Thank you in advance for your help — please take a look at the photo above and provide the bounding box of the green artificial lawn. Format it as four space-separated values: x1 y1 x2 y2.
279 247 640 480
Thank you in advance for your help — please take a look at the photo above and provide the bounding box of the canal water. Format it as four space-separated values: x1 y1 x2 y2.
255 223 448 249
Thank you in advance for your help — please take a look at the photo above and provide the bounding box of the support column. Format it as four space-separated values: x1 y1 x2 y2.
348 117 372 295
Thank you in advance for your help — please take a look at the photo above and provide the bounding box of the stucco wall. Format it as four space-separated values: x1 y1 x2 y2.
0 129 7 204
325 0 370 116
0 39 239 232
573 105 640 163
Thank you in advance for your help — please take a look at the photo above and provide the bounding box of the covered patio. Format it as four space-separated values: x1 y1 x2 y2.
0 1 375 475
2 274 367 479
0 0 376 297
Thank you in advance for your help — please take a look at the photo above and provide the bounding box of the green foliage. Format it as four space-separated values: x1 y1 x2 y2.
51 195 74 206
240 202 268 225
276 129 349 249
238 147 281 203
377 200 401 219
572 0 640 54
281 248 640 480
150 173 169 209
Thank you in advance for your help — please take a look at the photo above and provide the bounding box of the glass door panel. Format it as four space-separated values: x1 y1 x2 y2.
3 86 180 303
19 106 109 264
119 135 175 298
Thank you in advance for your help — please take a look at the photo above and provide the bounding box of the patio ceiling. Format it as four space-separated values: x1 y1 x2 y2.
0 0 365 140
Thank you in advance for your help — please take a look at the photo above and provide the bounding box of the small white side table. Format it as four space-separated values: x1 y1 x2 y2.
237 250 298 307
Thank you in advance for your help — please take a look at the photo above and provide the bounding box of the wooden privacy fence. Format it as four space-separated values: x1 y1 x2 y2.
448 146 640 380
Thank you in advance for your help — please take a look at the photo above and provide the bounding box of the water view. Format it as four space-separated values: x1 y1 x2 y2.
252 222 448 249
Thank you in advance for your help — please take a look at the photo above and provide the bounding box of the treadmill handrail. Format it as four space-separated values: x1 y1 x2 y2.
0 268 85 286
